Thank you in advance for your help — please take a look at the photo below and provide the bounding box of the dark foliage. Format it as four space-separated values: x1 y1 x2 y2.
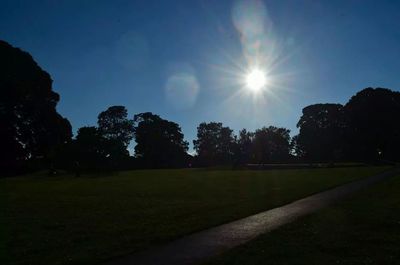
252 126 291 163
294 104 344 161
193 123 292 166
55 126 130 171
97 106 134 147
233 129 254 166
294 88 400 162
193 122 236 166
0 40 72 174
133 112 189 168
343 88 400 161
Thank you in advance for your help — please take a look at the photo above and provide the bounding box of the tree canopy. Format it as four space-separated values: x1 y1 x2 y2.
133 112 189 168
97 106 134 147
294 88 400 162
0 40 72 173
343 88 400 161
234 129 254 165
193 122 236 166
253 126 291 163
295 104 344 161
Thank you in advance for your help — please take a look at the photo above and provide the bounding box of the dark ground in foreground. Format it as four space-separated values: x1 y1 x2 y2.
0 167 389 265
104 168 397 265
206 172 400 265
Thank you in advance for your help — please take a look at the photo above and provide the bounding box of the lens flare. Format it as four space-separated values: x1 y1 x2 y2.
202 0 294 124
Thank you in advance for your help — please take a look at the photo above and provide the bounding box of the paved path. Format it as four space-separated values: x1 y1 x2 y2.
104 168 399 265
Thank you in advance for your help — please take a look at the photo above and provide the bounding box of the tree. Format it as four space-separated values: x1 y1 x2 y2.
56 126 130 170
74 126 109 168
0 40 72 173
133 112 189 168
295 104 344 161
97 105 134 147
252 126 291 163
193 122 236 166
343 88 400 161
234 129 254 165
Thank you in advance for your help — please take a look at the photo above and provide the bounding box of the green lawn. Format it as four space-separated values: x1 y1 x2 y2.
0 167 389 265
206 172 400 265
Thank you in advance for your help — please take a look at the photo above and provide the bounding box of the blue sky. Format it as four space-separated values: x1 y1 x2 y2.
1 0 400 151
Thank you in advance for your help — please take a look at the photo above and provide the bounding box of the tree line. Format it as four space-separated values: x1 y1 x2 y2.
1 40 400 175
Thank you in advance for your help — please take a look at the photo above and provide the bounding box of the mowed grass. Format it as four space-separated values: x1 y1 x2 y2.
0 167 389 265
206 172 400 265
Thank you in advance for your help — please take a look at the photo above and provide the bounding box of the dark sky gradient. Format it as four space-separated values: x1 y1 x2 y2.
2 0 400 152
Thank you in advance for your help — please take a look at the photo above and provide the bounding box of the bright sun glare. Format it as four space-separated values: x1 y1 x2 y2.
246 69 267 92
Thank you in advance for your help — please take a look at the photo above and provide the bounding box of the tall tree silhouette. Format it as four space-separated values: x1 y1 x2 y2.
295 104 344 161
252 126 291 163
0 40 72 173
56 125 130 170
193 122 235 166
234 129 254 165
74 126 109 168
133 112 188 168
343 88 400 161
97 106 134 147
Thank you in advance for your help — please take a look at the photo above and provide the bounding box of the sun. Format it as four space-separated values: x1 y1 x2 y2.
246 68 267 92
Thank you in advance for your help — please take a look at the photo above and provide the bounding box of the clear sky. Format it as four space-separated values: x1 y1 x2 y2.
2 0 400 152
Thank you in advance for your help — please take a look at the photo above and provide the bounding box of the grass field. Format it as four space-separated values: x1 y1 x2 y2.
0 167 389 265
206 172 400 265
